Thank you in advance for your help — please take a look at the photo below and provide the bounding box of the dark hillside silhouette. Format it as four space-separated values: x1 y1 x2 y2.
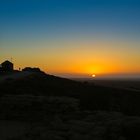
0 69 140 139
0 71 140 116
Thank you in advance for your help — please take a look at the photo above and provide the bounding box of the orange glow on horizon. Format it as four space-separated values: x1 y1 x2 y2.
1 39 140 77
12 57 140 77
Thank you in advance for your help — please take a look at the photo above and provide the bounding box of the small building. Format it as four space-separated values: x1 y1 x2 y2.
1 60 14 72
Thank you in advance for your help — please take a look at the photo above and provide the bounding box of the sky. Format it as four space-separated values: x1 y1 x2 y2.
0 0 140 78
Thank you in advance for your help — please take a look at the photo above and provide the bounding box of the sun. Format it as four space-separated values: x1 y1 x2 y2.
92 74 96 78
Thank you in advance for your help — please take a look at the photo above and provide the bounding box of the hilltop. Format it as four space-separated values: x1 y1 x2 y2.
0 70 140 116
0 71 140 139
0 71 82 97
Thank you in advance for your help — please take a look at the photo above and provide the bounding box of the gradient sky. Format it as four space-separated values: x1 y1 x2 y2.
0 0 140 78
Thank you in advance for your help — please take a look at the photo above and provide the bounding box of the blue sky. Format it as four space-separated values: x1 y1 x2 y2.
0 0 140 40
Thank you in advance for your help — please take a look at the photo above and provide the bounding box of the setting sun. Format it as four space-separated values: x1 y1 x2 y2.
92 74 96 78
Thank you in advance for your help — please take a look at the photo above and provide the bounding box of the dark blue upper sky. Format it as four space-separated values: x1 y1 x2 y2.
0 0 140 40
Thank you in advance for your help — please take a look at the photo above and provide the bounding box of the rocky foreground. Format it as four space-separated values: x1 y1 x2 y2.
0 95 140 140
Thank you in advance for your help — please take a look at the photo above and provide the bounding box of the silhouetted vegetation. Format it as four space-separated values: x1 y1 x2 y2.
22 67 42 73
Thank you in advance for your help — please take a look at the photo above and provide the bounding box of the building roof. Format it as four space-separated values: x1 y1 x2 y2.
1 60 13 65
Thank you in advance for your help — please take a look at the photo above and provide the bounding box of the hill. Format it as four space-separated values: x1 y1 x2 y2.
0 71 82 97
0 71 140 116
0 72 140 139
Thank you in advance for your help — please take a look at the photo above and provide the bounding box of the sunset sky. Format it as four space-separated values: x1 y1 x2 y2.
0 0 140 78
